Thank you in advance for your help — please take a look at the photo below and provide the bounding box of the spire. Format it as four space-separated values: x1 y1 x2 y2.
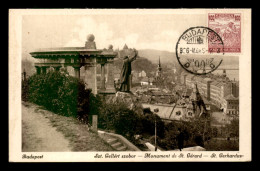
123 44 128 50
156 56 162 79
157 56 162 72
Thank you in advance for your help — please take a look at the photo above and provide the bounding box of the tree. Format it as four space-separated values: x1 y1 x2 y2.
226 117 239 138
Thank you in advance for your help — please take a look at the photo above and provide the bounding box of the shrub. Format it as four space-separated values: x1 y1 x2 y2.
158 122 178 150
139 113 165 138
98 100 141 139
26 71 97 123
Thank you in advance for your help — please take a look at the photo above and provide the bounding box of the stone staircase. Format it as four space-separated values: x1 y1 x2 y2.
98 130 141 151
107 138 127 151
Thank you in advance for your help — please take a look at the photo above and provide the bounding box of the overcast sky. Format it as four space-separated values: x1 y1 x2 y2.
22 13 205 60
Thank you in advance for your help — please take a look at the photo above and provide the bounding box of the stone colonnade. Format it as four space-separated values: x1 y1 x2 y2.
35 66 62 74
34 59 112 94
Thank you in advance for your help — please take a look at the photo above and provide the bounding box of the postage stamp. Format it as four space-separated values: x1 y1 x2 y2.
9 9 251 162
208 13 241 53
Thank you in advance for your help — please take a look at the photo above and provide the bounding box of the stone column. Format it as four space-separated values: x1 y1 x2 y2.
73 66 80 79
35 66 41 74
84 63 97 95
100 64 106 90
41 66 48 74
92 115 98 132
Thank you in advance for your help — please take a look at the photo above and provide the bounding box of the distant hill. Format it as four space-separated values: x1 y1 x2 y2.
138 49 239 69
138 49 177 64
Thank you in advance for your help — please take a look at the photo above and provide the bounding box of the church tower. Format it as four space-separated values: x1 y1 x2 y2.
156 56 162 77
190 83 207 117
123 44 128 50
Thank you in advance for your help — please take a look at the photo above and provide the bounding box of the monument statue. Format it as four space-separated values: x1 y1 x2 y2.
119 49 138 92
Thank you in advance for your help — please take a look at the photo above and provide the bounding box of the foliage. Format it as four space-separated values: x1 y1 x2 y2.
157 122 178 150
226 117 239 137
98 99 166 142
139 112 165 138
155 117 216 150
23 71 98 123
98 100 140 139
204 138 239 151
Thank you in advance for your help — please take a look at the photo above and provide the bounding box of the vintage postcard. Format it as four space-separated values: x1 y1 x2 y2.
9 9 251 162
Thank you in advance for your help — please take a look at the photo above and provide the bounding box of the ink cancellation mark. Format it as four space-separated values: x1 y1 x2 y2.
175 26 224 75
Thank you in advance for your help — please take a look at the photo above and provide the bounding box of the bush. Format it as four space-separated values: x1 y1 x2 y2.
25 71 98 123
139 113 165 138
98 100 141 139
158 122 178 150
157 117 213 150
98 99 166 143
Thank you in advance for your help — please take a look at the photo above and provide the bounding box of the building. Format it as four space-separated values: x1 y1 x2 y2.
30 34 117 95
201 78 212 100
181 88 193 99
156 57 162 77
210 81 222 107
139 70 147 77
222 94 239 116
178 70 239 114
140 77 149 86
166 83 209 121
118 43 134 59
148 77 155 85
180 72 187 85
186 73 195 88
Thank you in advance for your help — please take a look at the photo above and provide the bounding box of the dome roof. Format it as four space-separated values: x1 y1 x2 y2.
108 44 113 49
87 34 95 42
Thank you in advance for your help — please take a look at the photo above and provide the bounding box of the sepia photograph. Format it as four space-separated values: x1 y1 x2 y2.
9 9 251 162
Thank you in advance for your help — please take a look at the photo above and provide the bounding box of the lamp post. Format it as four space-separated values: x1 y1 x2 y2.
154 108 159 151
155 117 157 151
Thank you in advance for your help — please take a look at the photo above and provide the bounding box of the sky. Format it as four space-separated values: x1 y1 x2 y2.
22 14 206 60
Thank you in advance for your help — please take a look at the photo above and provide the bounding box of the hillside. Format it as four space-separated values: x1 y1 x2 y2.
22 48 239 77
138 49 177 64
138 49 239 68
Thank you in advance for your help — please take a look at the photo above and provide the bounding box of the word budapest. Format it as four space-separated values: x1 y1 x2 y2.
22 154 44 160
181 28 210 42
176 26 224 75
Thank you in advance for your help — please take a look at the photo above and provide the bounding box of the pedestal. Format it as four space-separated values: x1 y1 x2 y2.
84 65 97 95
73 66 80 79
92 115 98 132
115 91 143 113
105 63 116 93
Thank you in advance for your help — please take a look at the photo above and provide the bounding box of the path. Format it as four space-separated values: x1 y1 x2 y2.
22 103 72 152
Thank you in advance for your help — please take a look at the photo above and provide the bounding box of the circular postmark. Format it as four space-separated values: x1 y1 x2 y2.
176 26 224 75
